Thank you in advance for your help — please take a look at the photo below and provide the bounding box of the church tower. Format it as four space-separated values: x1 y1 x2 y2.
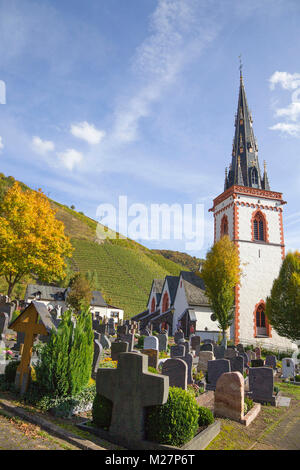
209 70 293 349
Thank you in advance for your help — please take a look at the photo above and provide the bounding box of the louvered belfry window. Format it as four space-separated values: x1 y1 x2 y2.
253 212 265 241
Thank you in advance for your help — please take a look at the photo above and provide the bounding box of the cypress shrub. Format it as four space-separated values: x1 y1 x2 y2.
4 360 20 383
92 393 113 429
145 387 199 447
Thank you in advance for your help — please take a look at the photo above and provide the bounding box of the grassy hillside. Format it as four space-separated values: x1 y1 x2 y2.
152 249 205 272
0 173 186 318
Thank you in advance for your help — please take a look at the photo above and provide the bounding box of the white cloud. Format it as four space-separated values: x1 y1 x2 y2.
32 136 55 155
269 71 300 137
0 136 3 151
57 148 83 171
70 121 105 145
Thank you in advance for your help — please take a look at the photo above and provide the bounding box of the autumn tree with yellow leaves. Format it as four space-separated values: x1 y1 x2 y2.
0 182 73 297
199 235 241 346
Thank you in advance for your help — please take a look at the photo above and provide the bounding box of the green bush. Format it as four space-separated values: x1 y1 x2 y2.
148 366 158 374
295 375 300 382
4 360 20 383
198 406 214 427
137 335 145 349
145 387 199 447
244 397 254 414
92 393 113 429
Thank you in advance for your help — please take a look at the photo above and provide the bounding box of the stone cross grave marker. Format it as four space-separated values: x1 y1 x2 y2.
162 358 187 390
215 372 245 422
96 352 169 443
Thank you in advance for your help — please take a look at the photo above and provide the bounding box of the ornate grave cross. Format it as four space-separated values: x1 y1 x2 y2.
96 352 169 443
9 301 56 394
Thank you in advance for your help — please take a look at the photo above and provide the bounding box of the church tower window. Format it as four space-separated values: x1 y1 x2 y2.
220 214 229 237
252 210 267 242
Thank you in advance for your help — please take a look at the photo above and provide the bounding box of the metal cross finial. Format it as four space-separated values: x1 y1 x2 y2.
239 54 243 79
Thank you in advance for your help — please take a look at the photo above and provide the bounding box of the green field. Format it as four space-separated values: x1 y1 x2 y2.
0 174 186 318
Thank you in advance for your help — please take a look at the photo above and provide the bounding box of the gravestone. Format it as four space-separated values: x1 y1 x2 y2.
117 324 128 338
265 355 277 370
282 358 295 379
174 330 184 344
144 335 159 351
142 349 159 369
0 300 15 322
100 334 111 350
157 333 168 352
181 352 193 385
111 341 129 361
249 367 277 405
215 372 245 422
170 344 185 358
206 359 231 391
197 351 215 373
200 343 214 353
255 347 261 359
224 348 238 359
237 343 245 354
162 358 187 390
140 327 151 336
241 352 249 368
179 340 190 354
214 345 225 360
0 312 9 343
251 359 264 368
96 352 169 443
122 333 134 352
229 355 244 375
108 318 116 336
203 339 215 345
92 336 102 378
247 350 256 362
191 335 201 351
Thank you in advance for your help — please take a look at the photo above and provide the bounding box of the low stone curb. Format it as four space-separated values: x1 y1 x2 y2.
0 399 105 450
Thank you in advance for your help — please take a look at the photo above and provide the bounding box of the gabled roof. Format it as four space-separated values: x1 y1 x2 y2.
146 279 164 308
91 291 107 307
165 276 180 305
180 271 209 307
26 284 67 302
9 301 57 334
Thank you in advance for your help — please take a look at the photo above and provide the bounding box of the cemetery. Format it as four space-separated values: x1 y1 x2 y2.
1 296 299 450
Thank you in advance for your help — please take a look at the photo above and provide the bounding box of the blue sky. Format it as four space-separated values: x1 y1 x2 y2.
0 0 300 258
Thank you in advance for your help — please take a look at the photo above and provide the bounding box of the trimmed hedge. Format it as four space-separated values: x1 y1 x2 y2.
145 387 199 447
198 406 214 427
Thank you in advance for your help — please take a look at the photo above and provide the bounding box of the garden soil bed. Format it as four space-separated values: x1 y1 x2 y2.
77 419 221 451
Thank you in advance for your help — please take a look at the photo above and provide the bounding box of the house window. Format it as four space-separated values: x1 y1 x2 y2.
220 215 229 237
162 292 169 312
252 211 267 242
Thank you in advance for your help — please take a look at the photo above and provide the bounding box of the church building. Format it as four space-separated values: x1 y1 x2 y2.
210 69 295 350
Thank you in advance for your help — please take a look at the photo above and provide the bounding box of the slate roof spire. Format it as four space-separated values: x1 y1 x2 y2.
225 67 269 191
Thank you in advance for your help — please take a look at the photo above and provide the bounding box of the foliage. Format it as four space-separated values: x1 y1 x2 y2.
0 182 73 296
4 360 20 383
294 375 300 382
148 366 159 374
145 387 199 446
152 249 203 272
136 335 145 349
35 306 93 397
266 252 300 342
244 397 254 414
199 236 241 343
66 273 92 314
92 393 113 429
198 406 214 427
99 358 118 369
187 383 203 397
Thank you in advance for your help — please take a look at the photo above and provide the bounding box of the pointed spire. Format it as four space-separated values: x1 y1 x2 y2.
226 64 269 190
262 160 270 191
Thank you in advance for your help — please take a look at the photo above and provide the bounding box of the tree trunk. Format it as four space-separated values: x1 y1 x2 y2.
221 329 227 348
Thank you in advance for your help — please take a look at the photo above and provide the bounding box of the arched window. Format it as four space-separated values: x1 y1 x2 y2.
220 215 229 237
162 292 169 312
252 211 267 242
251 167 258 187
254 301 271 337
151 297 156 313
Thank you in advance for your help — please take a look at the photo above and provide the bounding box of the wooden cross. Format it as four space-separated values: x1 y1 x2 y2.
96 352 169 443
10 303 49 394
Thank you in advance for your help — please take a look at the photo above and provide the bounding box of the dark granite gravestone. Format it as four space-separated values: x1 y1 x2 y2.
157 333 168 352
200 343 214 353
170 344 185 358
117 324 128 338
179 340 190 354
181 352 193 384
140 327 151 336
224 348 238 359
251 359 265 368
191 335 201 351
214 345 225 359
96 352 169 444
203 339 215 345
111 341 129 361
122 333 134 352
100 334 111 350
0 300 15 322
0 312 9 342
206 359 231 391
108 318 116 336
141 349 159 369
92 337 102 378
249 367 277 405
229 355 244 375
237 343 245 354
162 358 187 390
174 330 184 344
265 355 277 370
241 352 249 368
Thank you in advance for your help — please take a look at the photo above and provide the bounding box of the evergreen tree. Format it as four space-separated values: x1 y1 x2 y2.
266 251 300 342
